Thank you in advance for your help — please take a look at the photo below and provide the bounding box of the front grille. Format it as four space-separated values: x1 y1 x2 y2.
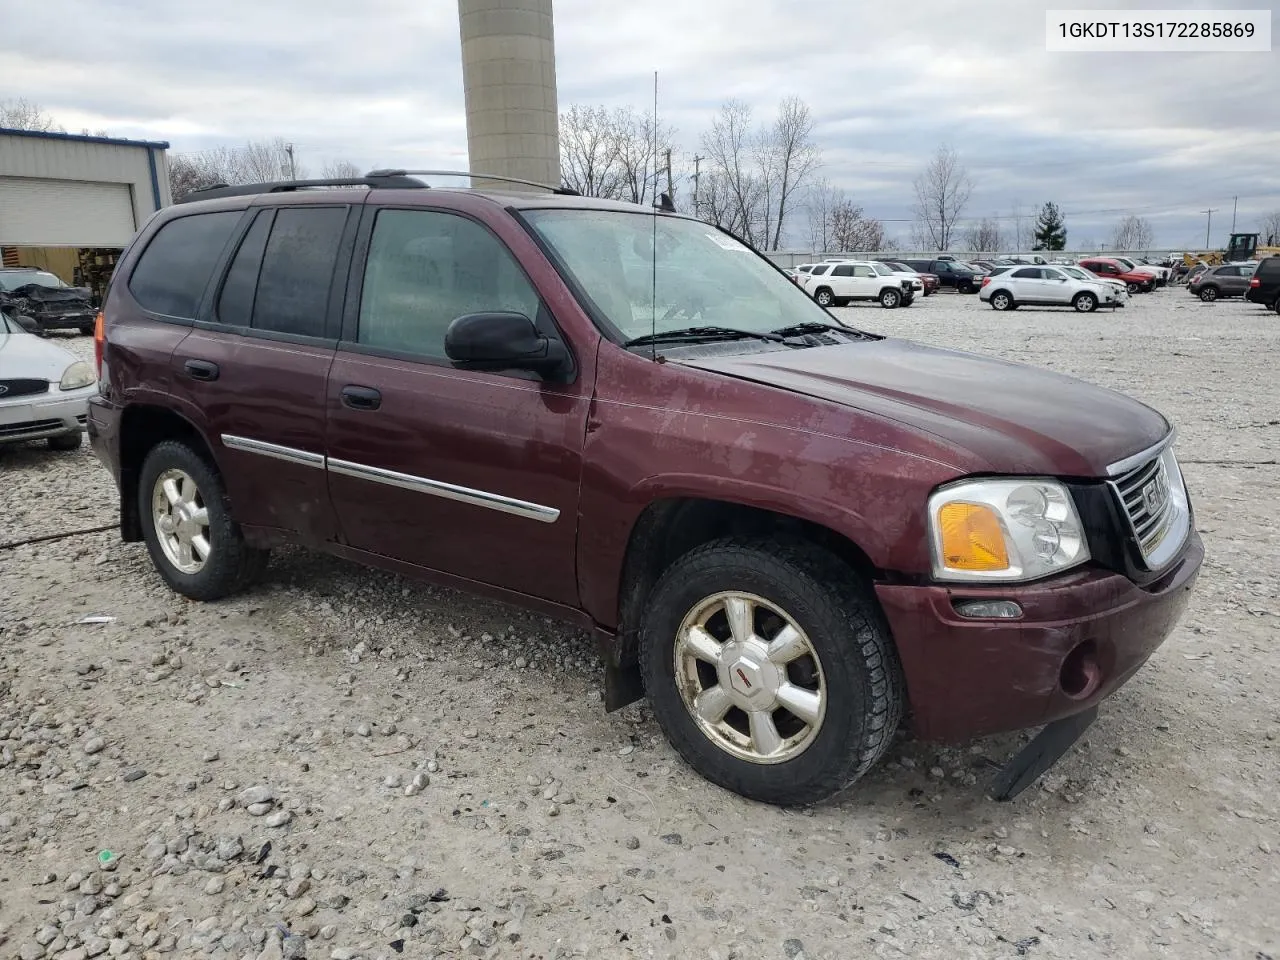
0 378 50 399
0 417 62 438
1112 454 1175 560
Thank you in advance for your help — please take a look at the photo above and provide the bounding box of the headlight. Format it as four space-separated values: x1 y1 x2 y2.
928 478 1090 582
59 360 95 391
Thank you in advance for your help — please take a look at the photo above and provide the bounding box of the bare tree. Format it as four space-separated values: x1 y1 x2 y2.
829 200 886 252
240 138 304 181
612 107 674 207
964 217 1003 253
700 100 766 246
168 154 224 201
168 139 310 201
1110 214 1155 250
0 98 62 132
806 180 839 251
322 159 363 179
1259 210 1280 246
559 105 621 198
762 97 820 250
912 145 972 251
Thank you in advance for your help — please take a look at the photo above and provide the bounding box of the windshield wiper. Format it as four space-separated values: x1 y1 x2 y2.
770 321 871 339
624 326 785 348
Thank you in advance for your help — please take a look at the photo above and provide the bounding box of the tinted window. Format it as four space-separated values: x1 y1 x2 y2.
1012 267 1040 279
253 207 348 338
797 265 813 273
216 211 272 327
933 261 952 272
357 209 539 360
1256 257 1280 278
810 264 830 275
1213 266 1238 277
129 212 242 318
830 265 854 277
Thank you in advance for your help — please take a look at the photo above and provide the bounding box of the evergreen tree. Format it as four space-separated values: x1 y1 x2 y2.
1033 202 1067 250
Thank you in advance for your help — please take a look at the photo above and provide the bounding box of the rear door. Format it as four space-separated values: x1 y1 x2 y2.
323 199 592 605
1215 265 1244 295
170 203 354 544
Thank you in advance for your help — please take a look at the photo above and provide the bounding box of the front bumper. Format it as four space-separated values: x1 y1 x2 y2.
876 530 1203 743
34 309 97 330
0 386 93 444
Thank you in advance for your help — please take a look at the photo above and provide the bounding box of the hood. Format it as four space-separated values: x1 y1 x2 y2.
0 322 81 381
7 283 94 303
675 338 1169 477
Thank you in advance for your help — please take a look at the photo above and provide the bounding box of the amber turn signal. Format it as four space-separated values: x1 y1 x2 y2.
936 502 1010 571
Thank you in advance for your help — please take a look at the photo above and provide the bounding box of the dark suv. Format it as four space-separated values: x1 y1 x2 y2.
1246 256 1280 312
896 258 983 293
89 172 1202 806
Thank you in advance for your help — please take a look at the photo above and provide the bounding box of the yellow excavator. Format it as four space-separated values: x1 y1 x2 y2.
1182 232 1280 268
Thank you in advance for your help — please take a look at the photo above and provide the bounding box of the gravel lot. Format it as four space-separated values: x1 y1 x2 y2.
2 289 1277 960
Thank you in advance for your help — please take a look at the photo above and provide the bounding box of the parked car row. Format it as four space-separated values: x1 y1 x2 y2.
979 264 1128 312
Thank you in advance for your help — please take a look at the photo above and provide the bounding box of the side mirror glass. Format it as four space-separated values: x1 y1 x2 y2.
444 312 570 380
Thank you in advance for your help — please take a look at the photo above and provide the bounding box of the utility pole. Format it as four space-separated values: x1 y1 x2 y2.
692 155 704 217
664 147 673 205
1231 195 1237 233
285 143 296 180
1203 208 1215 249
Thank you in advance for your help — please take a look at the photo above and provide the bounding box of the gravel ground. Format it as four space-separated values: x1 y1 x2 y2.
1 289 1277 960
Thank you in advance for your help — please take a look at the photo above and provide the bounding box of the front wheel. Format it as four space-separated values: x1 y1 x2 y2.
139 440 269 601
1072 291 1098 313
879 288 901 309
1126 282 1141 295
639 537 903 806
1199 286 1218 302
813 288 834 308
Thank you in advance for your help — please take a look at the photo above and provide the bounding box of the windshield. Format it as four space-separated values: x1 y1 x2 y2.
0 271 65 291
870 262 896 276
1112 257 1136 269
1059 266 1093 281
523 209 842 341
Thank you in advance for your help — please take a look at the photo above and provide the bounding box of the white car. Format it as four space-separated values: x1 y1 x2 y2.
1057 264 1128 305
0 309 96 450
979 265 1122 312
798 261 917 308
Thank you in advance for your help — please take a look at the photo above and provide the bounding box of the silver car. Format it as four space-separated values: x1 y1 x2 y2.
0 310 96 450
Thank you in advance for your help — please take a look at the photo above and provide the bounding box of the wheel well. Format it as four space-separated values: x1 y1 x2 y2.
614 498 878 666
117 405 214 542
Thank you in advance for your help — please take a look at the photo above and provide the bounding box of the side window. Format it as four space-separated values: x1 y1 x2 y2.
1012 267 1040 279
830 265 854 277
852 265 875 278
356 209 539 360
128 211 242 319
1216 266 1239 277
216 210 273 327
933 261 952 273
810 264 830 275
252 207 348 338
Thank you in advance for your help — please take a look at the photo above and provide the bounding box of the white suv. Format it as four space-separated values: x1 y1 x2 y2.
979 265 1121 312
798 261 916 309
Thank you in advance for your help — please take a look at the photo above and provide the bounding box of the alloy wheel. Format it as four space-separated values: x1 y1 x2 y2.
673 591 826 764
152 468 211 574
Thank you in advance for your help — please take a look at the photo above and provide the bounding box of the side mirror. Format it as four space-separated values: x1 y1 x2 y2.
444 311 570 380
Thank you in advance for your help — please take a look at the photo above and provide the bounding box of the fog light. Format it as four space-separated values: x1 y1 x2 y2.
953 599 1023 620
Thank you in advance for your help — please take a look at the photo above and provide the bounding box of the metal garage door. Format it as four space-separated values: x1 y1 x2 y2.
0 176 136 247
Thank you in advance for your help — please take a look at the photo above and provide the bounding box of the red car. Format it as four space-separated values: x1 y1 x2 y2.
89 173 1201 806
1078 258 1156 294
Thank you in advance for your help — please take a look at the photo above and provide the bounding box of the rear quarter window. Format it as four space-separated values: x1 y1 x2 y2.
127 211 243 319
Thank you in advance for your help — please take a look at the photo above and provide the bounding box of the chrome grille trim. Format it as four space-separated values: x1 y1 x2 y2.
1105 429 1175 477
1107 443 1189 570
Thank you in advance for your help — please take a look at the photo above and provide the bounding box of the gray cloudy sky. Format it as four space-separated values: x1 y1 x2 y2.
5 0 1278 249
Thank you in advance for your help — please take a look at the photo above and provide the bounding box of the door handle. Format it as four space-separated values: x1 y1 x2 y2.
340 385 382 411
183 359 220 382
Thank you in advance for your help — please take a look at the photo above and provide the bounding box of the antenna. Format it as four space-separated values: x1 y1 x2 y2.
650 70 658 362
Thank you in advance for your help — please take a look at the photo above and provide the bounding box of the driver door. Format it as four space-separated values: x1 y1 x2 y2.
1040 267 1073 303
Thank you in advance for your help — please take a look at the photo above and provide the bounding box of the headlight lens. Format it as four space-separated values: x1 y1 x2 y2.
59 360 95 391
928 478 1090 582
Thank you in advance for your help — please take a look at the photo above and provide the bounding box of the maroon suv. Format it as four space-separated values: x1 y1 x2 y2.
88 173 1202 806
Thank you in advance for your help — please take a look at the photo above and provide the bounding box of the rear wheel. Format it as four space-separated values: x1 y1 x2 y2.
879 288 901 309
990 291 1014 311
1072 291 1098 313
139 440 269 601
1199 286 1218 302
813 287 834 308
1126 282 1141 295
639 537 903 806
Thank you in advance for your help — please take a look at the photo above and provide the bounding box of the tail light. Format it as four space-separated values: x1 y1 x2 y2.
1251 277 1261 287
981 276 991 287
93 311 105 380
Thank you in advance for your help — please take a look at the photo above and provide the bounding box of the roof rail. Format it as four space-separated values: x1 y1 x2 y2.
177 174 428 204
367 168 581 196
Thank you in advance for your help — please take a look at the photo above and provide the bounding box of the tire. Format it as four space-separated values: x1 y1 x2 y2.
1199 286 1218 302
879 288 901 309
1126 282 1140 295
989 290 1014 311
79 322 94 336
902 294 915 307
639 537 904 807
47 430 82 451
1072 291 1097 313
813 287 834 308
138 440 269 601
